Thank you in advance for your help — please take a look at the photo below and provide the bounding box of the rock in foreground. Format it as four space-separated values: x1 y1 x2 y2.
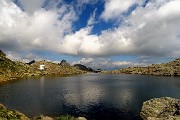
140 97 180 120
0 104 29 120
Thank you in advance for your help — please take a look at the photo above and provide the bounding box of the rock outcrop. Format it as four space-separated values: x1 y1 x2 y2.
140 97 180 120
0 104 30 120
105 59 180 76
74 64 94 72
27 60 36 65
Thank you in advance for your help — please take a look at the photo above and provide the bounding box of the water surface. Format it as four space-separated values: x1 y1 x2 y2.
0 73 180 120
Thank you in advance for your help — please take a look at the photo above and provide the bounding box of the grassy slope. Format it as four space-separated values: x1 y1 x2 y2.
0 50 85 83
0 50 30 82
29 61 85 76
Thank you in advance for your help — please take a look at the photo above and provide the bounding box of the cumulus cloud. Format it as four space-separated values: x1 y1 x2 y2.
5 51 42 63
73 58 94 65
101 0 141 21
61 27 102 56
19 0 43 14
0 0 76 52
1 0 180 61
127 0 180 56
59 26 134 56
61 0 180 57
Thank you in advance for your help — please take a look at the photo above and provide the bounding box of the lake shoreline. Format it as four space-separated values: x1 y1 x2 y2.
0 73 87 84
0 104 87 120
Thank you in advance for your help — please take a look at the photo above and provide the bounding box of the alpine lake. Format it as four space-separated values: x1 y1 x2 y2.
0 73 180 120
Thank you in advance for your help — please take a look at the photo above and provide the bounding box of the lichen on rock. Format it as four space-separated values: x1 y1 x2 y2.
0 104 30 120
140 97 180 120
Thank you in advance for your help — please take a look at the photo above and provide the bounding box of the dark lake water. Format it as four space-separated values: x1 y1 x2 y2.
0 73 180 120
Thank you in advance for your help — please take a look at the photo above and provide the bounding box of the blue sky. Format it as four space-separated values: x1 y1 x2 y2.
0 0 180 69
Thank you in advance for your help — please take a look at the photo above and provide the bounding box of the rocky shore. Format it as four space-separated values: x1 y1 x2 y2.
0 104 86 120
140 97 180 120
105 59 180 76
0 50 86 83
0 104 29 120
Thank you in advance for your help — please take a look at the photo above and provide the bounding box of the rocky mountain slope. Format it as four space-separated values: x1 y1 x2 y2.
74 64 94 72
29 61 85 76
0 50 31 82
0 50 85 83
105 59 180 76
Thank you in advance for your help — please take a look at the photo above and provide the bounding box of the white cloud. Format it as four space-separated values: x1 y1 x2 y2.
61 27 102 56
60 26 134 56
157 0 180 17
127 0 180 56
19 0 43 14
101 0 141 21
78 58 94 64
5 51 42 63
0 0 76 52
1 0 180 61
77 0 99 6
87 9 97 26
62 0 180 57
6 51 22 61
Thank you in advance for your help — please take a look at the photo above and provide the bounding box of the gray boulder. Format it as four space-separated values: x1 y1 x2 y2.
140 97 180 120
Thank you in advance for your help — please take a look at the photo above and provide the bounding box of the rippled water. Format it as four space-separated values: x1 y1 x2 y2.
0 73 180 120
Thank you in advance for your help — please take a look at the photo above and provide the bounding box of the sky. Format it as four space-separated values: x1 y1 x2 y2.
0 0 180 70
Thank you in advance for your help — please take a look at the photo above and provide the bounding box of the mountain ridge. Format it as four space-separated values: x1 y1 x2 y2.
104 58 180 76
